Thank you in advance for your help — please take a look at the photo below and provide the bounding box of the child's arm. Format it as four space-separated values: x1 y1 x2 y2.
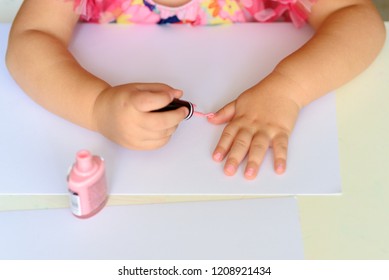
6 0 188 150
209 0 386 179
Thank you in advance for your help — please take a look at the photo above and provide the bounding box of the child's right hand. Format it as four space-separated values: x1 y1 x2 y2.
92 83 188 150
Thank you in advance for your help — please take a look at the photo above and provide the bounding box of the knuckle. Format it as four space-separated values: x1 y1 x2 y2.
252 133 270 150
234 137 250 149
273 134 289 151
226 157 239 167
221 129 235 140
275 142 288 152
251 142 268 151
247 160 260 169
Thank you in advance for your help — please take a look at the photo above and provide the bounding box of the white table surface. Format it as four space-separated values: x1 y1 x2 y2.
0 197 303 260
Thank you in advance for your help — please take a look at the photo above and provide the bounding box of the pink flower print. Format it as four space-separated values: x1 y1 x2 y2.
119 1 160 23
297 0 315 12
208 0 222 17
245 0 315 27
176 4 200 22
159 8 175 20
219 0 245 22
74 0 106 22
97 0 131 23
286 4 307 27
239 0 253 8
272 0 313 27
272 0 314 10
192 7 209 25
240 0 266 22
254 8 276 21
275 0 296 4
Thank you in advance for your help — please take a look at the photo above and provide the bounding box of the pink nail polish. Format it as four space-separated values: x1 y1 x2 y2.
276 163 285 174
225 164 235 175
67 150 108 219
245 168 255 177
213 152 223 161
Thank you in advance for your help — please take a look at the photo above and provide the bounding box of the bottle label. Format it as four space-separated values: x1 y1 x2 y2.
70 192 82 216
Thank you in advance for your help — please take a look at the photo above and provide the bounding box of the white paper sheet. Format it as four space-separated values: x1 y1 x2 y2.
0 197 303 259
0 23 341 194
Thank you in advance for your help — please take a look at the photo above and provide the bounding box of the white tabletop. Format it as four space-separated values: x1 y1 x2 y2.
0 197 303 260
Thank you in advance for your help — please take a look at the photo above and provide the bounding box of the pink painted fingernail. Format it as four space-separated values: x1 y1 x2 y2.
225 164 235 175
213 152 223 161
245 168 255 178
276 164 284 174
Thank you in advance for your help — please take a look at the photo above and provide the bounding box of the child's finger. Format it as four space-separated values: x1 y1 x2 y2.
122 124 179 150
272 133 289 174
222 129 253 176
207 101 235 125
136 83 183 100
142 106 189 131
136 83 182 96
140 125 178 140
212 123 239 162
132 135 173 150
244 132 271 179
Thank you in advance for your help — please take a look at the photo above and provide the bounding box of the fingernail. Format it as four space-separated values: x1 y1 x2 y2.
225 164 235 175
276 163 284 174
245 167 255 178
213 152 223 161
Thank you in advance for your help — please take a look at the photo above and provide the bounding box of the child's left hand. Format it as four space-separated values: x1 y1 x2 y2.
208 83 301 180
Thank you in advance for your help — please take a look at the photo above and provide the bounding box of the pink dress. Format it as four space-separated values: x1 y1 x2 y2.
73 0 316 27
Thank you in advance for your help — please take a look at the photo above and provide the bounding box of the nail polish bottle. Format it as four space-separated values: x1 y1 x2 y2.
67 150 108 218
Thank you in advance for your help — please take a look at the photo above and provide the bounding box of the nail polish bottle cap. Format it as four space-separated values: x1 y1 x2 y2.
74 150 97 176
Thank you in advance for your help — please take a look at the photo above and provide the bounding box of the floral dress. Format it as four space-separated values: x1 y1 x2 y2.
73 0 316 27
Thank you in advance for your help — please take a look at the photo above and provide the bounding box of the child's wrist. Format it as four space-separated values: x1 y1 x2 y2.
257 69 309 109
90 85 112 133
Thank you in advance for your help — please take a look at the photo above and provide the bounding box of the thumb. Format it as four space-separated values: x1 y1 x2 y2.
207 101 236 125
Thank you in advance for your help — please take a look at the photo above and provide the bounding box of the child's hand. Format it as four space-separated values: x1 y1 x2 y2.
92 83 189 150
208 85 301 180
